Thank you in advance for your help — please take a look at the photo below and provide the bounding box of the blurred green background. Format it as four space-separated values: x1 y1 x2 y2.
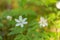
0 0 60 40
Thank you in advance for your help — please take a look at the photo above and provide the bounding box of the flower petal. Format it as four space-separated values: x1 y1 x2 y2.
42 24 46 27
23 18 27 22
40 17 47 21
45 23 48 26
21 24 24 27
22 22 28 24
15 19 20 22
56 1 60 9
7 16 12 20
16 23 20 26
19 16 23 21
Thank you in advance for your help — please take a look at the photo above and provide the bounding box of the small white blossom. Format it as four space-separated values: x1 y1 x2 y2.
7 16 12 21
56 1 60 9
15 16 28 27
39 17 48 27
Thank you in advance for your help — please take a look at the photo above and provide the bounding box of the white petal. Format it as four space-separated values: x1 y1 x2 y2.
56 1 60 9
21 24 24 27
40 17 47 21
16 24 20 26
39 23 42 26
19 16 23 21
7 16 11 18
40 17 45 20
15 19 20 22
7 16 12 20
23 18 27 22
42 23 48 27
42 24 46 27
45 23 48 26
40 23 45 27
22 22 28 24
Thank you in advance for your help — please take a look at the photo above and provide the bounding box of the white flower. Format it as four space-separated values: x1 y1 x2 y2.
56 1 60 9
7 16 12 21
39 17 48 27
15 16 28 27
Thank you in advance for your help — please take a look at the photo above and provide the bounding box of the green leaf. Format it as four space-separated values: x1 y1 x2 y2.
20 0 27 7
0 36 2 40
0 23 4 28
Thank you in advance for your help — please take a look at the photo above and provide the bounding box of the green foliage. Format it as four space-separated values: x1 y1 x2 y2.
0 23 4 28
0 36 2 40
